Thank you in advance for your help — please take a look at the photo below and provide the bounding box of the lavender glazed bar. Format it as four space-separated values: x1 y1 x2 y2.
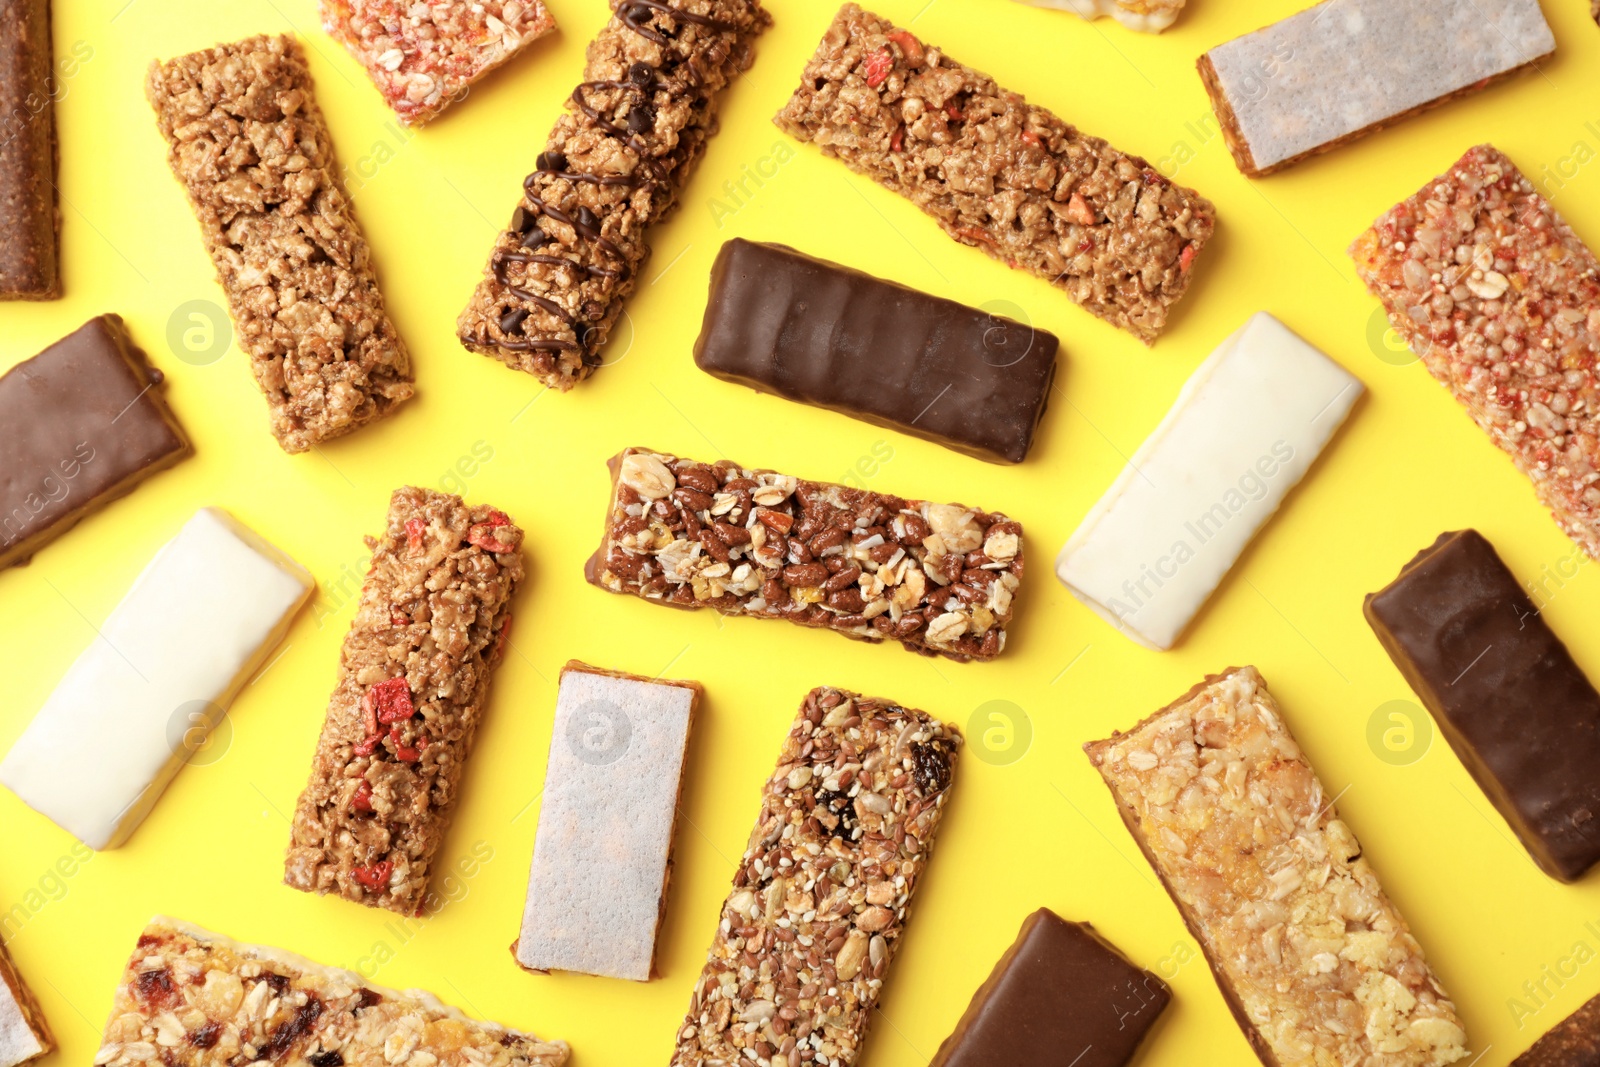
147 34 414 453
586 448 1024 661
0 935 51 1067
1352 145 1600 561
0 0 57 298
669 686 960 1067
457 0 770 389
285 488 523 915
774 4 1215 344
1086 667 1468 1066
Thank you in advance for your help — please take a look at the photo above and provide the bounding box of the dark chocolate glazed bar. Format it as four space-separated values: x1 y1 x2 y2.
930 909 1169 1067
1513 991 1600 1065
694 240 1058 464
0 0 58 298
0 316 191 571
1365 530 1600 883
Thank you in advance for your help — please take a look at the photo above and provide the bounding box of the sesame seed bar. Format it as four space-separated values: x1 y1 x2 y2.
1351 144 1600 561
773 3 1215 345
285 488 524 915
669 686 960 1067
1013 0 1185 34
1085 667 1469 1067
0 936 52 1067
93 917 568 1067
456 0 771 389
586 448 1024 661
0 0 58 299
322 0 557 126
146 35 414 454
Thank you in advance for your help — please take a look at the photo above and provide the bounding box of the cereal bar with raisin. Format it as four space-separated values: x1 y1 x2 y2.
586 448 1023 661
1351 145 1600 561
284 488 524 915
1085 667 1469 1067
457 0 771 389
669 686 960 1067
774 4 1214 344
0 0 59 299
147 35 414 453
93 917 567 1067
0 935 52 1067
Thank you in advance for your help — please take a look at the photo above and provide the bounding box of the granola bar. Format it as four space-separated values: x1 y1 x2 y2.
1013 0 1185 33
1199 1 1553 179
1513 991 1600 1064
146 34 415 453
456 0 771 389
0 936 52 1067
0 0 58 299
322 0 557 126
1085 667 1469 1067
285 488 523 914
669 686 960 1067
773 4 1214 345
586 448 1024 661
93 917 568 1067
1351 144 1600 561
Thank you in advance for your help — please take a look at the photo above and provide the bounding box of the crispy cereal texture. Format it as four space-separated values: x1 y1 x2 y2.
0 0 59 299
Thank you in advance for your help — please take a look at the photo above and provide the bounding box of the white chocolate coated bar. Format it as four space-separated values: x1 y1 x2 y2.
1014 0 1184 33
1056 313 1361 650
0 508 312 848
0 937 51 1067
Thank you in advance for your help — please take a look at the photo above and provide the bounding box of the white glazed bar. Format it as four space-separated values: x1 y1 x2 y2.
0 508 312 848
514 661 700 982
0 938 51 1067
1056 312 1361 650
1014 0 1184 33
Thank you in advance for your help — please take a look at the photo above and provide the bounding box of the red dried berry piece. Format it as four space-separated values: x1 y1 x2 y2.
890 125 904 153
350 781 373 813
1020 130 1042 148
352 861 392 890
368 677 414 725
1179 244 1198 272
944 102 962 121
1066 193 1096 226
388 723 421 762
467 510 517 554
390 612 408 628
405 517 426 550
863 48 893 88
353 736 380 757
494 616 513 659
886 29 923 64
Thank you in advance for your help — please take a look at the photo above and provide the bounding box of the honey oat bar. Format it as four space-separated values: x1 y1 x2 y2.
1085 667 1469 1067
457 0 770 389
0 935 52 1067
93 917 568 1067
1351 144 1600 561
147 34 414 453
322 0 557 126
774 4 1214 344
0 0 58 299
285 488 524 915
669 686 960 1067
586 448 1024 661
1013 0 1185 34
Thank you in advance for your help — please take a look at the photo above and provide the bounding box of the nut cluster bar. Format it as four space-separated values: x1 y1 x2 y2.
669 686 960 1067
1086 667 1469 1067
587 448 1024 661
0 935 52 1067
0 0 58 298
457 0 771 389
146 34 414 453
774 3 1214 344
285 488 524 915
1352 144 1600 561
92 917 568 1067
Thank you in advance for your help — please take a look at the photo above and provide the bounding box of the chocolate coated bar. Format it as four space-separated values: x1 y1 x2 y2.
0 0 57 298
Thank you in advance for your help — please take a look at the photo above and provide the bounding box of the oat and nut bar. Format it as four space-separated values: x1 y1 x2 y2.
1199 1 1553 179
774 4 1214 345
669 686 960 1067
146 34 414 453
0 315 191 571
322 0 557 126
1013 0 1185 34
94 917 568 1067
587 448 1024 661
1352 144 1600 561
457 0 770 389
514 660 700 981
1086 666 1469 1067
285 487 524 915
0 0 57 299
1513 991 1600 1065
0 935 52 1067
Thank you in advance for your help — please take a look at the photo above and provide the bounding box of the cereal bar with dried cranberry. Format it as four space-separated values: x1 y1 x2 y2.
1086 667 1469 1067
147 35 414 453
773 4 1214 344
1352 144 1600 561
0 935 52 1067
322 0 557 126
669 686 959 1067
92 917 568 1067
457 0 771 389
285 487 524 915
586 448 1024 661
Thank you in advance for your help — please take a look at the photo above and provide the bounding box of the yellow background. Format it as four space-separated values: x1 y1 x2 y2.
4 0 1600 1063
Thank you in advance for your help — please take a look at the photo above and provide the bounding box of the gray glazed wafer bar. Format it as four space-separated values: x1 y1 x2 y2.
1199 0 1554 178
0 935 52 1067
670 686 960 1067
514 660 700 981
146 34 414 453
0 0 58 298
774 4 1214 344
